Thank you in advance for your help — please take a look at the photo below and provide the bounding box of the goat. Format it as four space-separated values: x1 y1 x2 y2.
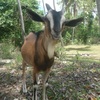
21 4 83 100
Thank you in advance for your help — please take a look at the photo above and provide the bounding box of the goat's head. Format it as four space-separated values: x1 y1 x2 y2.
44 4 65 39
24 4 83 41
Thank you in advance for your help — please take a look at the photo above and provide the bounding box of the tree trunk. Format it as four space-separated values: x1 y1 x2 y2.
72 0 77 43
96 0 100 31
42 0 46 15
17 0 25 39
53 0 56 10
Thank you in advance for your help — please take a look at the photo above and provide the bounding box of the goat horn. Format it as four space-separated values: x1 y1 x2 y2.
46 3 52 11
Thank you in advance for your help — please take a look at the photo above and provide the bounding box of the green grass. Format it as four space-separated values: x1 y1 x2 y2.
65 45 100 61
56 44 100 65
0 43 14 59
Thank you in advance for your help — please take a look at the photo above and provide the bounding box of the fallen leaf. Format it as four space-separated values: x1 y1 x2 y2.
88 96 97 100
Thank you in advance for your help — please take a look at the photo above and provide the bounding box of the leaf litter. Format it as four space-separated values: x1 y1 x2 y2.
0 59 100 100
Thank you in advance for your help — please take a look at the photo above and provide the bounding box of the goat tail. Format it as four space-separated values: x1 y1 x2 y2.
17 0 25 39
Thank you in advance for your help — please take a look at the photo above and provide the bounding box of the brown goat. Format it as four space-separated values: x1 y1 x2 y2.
21 4 83 100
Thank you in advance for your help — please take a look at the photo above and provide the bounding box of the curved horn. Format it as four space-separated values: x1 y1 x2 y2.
46 3 52 11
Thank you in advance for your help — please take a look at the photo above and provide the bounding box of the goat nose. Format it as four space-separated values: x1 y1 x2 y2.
54 29 60 33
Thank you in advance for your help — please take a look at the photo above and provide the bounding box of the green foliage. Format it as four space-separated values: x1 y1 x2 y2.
63 0 100 45
0 0 100 47
0 0 15 39
0 0 43 47
75 13 100 44
64 14 100 45
63 31 72 45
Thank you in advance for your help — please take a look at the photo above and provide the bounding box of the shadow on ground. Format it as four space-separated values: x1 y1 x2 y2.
0 60 100 100
66 46 91 51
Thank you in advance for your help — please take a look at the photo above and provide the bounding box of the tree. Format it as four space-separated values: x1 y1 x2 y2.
53 0 56 10
42 0 46 15
61 0 100 44
17 0 25 39
0 0 43 47
95 0 100 32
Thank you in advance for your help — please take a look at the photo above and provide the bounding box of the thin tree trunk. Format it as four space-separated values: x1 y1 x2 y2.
17 0 25 39
72 27 75 44
96 0 100 32
53 0 56 10
42 0 46 15
72 0 76 43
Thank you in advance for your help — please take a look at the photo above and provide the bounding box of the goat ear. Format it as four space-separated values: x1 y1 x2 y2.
23 6 44 22
64 17 84 27
46 3 52 11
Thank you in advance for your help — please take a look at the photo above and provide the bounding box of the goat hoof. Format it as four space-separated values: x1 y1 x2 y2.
33 85 38 89
22 86 27 93
32 95 39 100
23 87 27 93
23 89 27 93
20 86 27 94
22 83 27 93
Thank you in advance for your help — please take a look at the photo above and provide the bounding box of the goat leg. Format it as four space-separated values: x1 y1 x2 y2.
32 85 38 100
43 83 49 100
43 68 50 100
22 60 27 93
32 71 39 100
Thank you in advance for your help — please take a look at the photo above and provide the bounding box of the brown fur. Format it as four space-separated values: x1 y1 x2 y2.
21 28 55 73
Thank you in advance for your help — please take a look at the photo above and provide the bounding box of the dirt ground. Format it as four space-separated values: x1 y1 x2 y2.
0 58 100 100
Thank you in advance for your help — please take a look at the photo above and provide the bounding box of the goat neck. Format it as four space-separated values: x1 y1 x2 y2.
43 29 57 59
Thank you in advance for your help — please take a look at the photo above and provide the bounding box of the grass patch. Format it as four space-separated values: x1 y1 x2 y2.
0 43 14 59
14 51 22 66
65 45 100 61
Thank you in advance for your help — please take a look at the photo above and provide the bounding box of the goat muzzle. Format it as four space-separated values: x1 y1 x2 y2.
52 34 61 41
